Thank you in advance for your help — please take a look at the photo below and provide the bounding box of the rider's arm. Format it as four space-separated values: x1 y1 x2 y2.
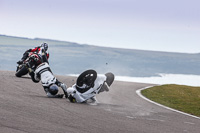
21 49 32 61
30 47 39 52
25 49 32 53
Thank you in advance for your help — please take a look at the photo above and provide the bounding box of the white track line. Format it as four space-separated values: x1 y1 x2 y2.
136 86 200 120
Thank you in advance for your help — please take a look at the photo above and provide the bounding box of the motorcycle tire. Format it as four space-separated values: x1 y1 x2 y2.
15 65 28 77
76 69 97 87
105 72 115 86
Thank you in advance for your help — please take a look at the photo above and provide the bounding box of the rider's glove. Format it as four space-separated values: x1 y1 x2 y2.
17 60 23 65
68 95 76 103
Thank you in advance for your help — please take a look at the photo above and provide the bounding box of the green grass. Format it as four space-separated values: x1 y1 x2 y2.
141 84 200 117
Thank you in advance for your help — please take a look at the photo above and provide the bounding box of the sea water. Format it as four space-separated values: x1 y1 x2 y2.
115 74 200 87
67 73 200 87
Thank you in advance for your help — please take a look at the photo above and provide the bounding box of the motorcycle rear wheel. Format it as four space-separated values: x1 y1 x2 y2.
105 72 115 86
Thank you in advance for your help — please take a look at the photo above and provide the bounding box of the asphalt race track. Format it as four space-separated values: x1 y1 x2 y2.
1 70 200 133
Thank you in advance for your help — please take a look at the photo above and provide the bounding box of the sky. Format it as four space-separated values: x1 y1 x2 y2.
0 0 200 53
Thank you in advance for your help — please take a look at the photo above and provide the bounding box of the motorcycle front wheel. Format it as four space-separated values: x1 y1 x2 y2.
15 65 28 77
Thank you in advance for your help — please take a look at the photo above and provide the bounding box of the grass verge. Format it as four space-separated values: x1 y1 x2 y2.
141 84 200 117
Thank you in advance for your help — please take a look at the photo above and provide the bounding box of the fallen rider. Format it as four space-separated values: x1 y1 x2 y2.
67 69 114 103
27 48 68 98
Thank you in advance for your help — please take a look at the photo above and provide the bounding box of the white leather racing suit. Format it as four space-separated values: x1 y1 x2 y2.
30 62 67 98
34 62 56 87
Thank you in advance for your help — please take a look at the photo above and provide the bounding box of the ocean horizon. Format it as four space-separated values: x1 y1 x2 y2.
67 73 200 87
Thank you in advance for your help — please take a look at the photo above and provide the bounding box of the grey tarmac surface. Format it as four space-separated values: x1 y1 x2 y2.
0 70 200 133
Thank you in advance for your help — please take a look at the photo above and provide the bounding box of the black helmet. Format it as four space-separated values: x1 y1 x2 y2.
41 43 48 51
49 84 58 95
